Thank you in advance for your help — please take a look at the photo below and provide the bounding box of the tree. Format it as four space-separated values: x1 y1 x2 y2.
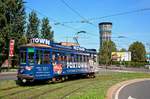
128 41 146 62
120 48 127 52
99 40 117 65
0 0 26 66
18 36 27 45
41 17 54 41
26 10 40 40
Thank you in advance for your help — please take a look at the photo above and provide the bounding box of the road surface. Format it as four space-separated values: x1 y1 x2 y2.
0 72 17 80
0 67 149 80
117 80 150 99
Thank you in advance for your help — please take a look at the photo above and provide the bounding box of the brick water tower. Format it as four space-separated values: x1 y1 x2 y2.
99 22 112 49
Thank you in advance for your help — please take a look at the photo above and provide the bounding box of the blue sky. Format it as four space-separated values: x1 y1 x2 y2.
25 0 150 52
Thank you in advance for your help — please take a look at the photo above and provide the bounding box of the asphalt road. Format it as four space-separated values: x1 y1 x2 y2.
0 68 118 80
0 67 149 80
0 68 150 81
0 73 17 80
118 80 150 99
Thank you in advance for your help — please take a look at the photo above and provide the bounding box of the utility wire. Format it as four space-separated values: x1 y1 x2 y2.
26 6 82 32
88 7 150 21
55 7 150 24
26 5 99 45
26 3 150 48
60 0 97 27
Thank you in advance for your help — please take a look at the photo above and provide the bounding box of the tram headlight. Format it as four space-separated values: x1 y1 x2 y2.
25 66 33 71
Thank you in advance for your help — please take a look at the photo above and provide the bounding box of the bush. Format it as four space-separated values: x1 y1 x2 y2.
111 61 147 68
111 61 120 66
127 61 147 67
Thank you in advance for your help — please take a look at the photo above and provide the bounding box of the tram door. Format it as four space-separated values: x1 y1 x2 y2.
52 51 65 75
34 49 52 79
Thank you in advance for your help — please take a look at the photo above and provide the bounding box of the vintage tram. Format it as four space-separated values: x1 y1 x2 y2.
17 38 97 83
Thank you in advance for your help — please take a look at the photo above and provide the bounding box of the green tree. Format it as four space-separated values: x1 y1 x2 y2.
0 0 26 66
41 17 54 41
26 10 40 40
99 40 117 65
128 41 146 62
18 36 27 45
120 48 127 52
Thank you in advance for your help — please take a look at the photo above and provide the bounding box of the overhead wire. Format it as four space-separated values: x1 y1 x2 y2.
26 6 98 40
25 3 150 49
55 7 150 24
60 0 97 27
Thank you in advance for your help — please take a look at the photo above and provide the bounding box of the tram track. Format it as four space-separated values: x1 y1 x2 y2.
0 87 34 98
0 79 82 99
0 85 53 99
60 79 98 99
29 78 95 99
0 86 19 91
0 78 96 99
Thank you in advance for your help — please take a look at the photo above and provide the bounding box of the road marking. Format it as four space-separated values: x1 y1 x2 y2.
110 79 150 99
115 84 127 99
128 96 136 99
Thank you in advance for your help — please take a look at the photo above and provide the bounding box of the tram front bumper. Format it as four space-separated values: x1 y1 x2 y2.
17 74 34 80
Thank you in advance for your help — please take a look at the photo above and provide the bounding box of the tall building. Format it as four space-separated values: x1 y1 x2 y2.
99 22 112 49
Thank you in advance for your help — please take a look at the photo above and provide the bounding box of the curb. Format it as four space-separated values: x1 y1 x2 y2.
106 78 150 99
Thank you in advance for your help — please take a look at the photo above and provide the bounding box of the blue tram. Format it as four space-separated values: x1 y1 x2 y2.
17 38 97 83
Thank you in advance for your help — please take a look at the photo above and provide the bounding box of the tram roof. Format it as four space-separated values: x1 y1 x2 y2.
20 43 51 48
20 43 96 54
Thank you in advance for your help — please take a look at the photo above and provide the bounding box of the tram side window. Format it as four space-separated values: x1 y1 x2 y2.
20 51 26 64
71 54 74 62
78 55 82 62
43 51 50 64
60 53 67 68
36 50 43 64
77 55 79 62
87 56 89 63
66 54 71 63
83 55 85 62
28 52 34 65
81 55 84 62
52 53 55 64
74 55 77 62
84 56 87 62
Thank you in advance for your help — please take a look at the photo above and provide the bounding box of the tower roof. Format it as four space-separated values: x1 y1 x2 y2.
99 22 112 25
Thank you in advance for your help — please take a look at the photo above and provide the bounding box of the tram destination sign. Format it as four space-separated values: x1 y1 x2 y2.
72 46 85 51
30 38 51 46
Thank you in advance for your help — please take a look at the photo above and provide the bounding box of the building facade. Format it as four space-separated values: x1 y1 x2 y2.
99 22 112 49
111 52 131 61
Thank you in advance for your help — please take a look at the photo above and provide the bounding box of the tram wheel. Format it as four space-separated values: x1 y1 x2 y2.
62 77 65 82
52 78 56 83
65 76 68 80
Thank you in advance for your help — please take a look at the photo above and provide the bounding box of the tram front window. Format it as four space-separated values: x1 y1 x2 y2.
20 50 26 64
36 50 42 64
28 48 34 65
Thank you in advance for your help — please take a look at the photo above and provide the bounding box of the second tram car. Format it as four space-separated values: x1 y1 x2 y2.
17 38 97 83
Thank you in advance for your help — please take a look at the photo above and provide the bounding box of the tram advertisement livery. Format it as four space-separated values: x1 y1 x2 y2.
53 64 62 74
17 38 97 84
